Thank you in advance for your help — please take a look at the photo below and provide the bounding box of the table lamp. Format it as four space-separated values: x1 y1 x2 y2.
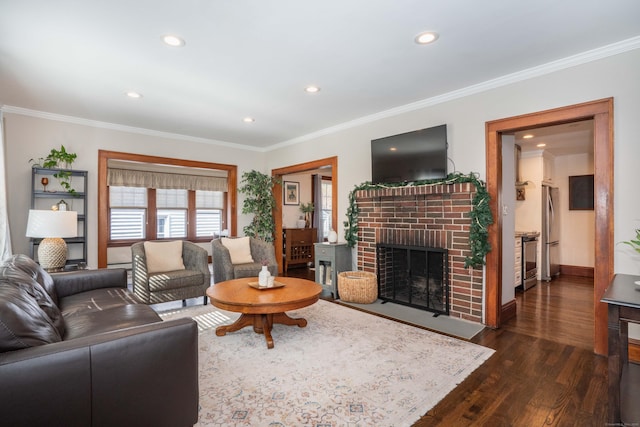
26 209 77 270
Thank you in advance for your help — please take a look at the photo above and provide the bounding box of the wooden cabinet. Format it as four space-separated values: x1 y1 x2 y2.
30 166 88 267
514 236 522 287
314 243 352 298
283 228 316 273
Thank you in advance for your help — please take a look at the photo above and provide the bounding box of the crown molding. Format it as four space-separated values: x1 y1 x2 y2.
269 36 640 151
0 105 265 152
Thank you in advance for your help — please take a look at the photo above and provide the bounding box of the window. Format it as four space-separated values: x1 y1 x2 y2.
109 186 147 240
321 178 332 238
108 186 225 243
156 189 187 238
195 190 224 238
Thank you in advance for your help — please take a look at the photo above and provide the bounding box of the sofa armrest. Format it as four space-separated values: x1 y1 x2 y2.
211 239 234 283
183 241 211 279
53 268 128 299
0 317 198 427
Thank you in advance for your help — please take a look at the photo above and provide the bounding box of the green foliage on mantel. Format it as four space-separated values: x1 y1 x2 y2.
342 172 493 268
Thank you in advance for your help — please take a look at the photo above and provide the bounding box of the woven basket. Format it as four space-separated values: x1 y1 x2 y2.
337 271 378 304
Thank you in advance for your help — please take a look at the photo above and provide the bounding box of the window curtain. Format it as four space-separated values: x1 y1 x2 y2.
313 174 323 242
107 168 227 191
0 111 13 260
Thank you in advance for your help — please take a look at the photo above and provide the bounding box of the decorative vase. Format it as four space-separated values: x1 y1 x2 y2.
259 265 271 287
296 218 306 228
328 230 338 243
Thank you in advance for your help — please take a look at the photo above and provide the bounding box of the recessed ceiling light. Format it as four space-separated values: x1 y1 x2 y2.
414 32 439 45
389 147 397 152
536 143 546 148
243 117 255 123
162 34 185 47
126 91 142 99
305 86 320 93
522 134 534 139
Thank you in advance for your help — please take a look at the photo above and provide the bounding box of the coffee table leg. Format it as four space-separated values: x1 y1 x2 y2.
215 314 255 336
261 314 274 349
272 312 307 328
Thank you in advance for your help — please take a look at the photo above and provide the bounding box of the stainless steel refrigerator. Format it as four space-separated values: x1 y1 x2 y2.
541 185 560 281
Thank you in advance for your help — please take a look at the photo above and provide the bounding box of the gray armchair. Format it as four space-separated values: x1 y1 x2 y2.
131 240 210 305
211 237 278 283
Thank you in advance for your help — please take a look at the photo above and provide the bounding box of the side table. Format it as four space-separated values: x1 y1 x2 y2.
314 242 352 298
601 273 640 424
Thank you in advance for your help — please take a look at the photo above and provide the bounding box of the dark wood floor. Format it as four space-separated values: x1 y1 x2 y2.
284 267 608 426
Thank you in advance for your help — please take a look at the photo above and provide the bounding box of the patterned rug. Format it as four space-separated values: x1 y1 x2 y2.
160 300 494 426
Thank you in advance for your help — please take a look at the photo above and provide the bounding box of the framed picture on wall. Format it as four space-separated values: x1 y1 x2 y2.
569 174 594 210
284 181 300 205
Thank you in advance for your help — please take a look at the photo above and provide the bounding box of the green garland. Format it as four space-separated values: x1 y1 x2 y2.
343 172 493 268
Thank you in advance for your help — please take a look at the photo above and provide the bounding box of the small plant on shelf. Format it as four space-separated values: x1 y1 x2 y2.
623 229 640 254
300 202 314 228
30 145 78 195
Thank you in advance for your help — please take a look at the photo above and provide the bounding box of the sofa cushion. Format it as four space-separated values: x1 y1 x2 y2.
0 280 62 352
221 237 254 264
59 287 141 318
0 264 65 337
63 304 162 340
148 270 205 292
143 241 185 274
2 254 58 305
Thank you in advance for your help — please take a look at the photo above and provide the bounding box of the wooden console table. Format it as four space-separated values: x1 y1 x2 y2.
601 273 640 424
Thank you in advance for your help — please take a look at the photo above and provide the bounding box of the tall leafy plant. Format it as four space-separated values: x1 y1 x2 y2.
238 170 280 242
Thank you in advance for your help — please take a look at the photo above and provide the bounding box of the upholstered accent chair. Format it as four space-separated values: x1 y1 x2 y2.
211 237 278 283
131 240 210 305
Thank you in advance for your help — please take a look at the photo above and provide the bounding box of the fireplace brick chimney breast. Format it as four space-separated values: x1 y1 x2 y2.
355 183 483 323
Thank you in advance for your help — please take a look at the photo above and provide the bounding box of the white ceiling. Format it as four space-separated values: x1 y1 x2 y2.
1 1 640 150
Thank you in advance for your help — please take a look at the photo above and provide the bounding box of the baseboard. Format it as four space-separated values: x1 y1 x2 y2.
501 299 517 323
559 264 594 278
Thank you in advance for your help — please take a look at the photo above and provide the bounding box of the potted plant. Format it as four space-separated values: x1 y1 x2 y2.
30 145 78 195
300 202 314 228
238 170 280 242
623 229 640 254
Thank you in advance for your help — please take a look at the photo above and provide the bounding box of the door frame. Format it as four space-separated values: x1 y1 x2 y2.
485 98 613 355
272 156 338 274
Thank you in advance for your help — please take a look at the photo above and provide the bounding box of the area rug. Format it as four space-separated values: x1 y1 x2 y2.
160 300 494 426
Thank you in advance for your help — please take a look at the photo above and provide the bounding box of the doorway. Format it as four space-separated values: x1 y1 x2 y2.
485 98 613 355
272 157 338 274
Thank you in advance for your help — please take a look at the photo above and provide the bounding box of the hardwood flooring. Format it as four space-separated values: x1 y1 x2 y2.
283 268 608 426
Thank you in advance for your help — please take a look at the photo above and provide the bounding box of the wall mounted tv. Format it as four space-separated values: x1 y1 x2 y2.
371 124 448 184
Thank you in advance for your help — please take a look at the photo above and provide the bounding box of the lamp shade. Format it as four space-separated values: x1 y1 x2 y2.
26 210 77 238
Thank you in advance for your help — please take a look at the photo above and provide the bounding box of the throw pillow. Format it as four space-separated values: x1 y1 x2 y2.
221 237 254 265
143 241 185 274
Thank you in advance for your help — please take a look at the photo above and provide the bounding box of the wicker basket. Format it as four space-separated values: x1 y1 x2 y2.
337 271 378 304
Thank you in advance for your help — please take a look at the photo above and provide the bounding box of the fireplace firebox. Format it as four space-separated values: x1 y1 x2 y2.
376 244 449 316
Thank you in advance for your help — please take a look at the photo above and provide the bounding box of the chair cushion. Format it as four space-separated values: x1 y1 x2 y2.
148 270 205 292
0 280 62 352
221 237 254 265
143 241 185 274
2 254 58 305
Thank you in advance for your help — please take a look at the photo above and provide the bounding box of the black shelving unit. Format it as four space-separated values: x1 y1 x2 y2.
30 166 88 266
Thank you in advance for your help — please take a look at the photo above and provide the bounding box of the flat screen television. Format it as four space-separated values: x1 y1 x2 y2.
371 124 448 184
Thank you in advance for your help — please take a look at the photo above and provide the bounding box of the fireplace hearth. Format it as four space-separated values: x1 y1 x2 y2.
377 244 449 316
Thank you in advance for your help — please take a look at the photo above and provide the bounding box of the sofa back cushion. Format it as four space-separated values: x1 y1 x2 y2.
0 280 62 352
2 254 58 305
0 258 65 338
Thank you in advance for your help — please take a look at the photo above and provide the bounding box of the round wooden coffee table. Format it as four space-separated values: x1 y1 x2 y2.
206 277 322 349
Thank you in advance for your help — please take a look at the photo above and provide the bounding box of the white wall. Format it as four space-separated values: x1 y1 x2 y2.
266 49 640 278
4 47 640 293
4 114 266 268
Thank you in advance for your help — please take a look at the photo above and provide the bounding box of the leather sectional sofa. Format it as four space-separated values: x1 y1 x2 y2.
0 254 199 427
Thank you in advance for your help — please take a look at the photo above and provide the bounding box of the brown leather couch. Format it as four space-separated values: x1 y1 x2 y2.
0 254 199 427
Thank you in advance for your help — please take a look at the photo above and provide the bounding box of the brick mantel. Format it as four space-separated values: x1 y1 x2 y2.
355 183 484 323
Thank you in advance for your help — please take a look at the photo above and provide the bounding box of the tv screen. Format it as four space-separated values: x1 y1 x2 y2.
371 124 448 184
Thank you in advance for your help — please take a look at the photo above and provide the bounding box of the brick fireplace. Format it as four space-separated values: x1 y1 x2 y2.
354 182 483 323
